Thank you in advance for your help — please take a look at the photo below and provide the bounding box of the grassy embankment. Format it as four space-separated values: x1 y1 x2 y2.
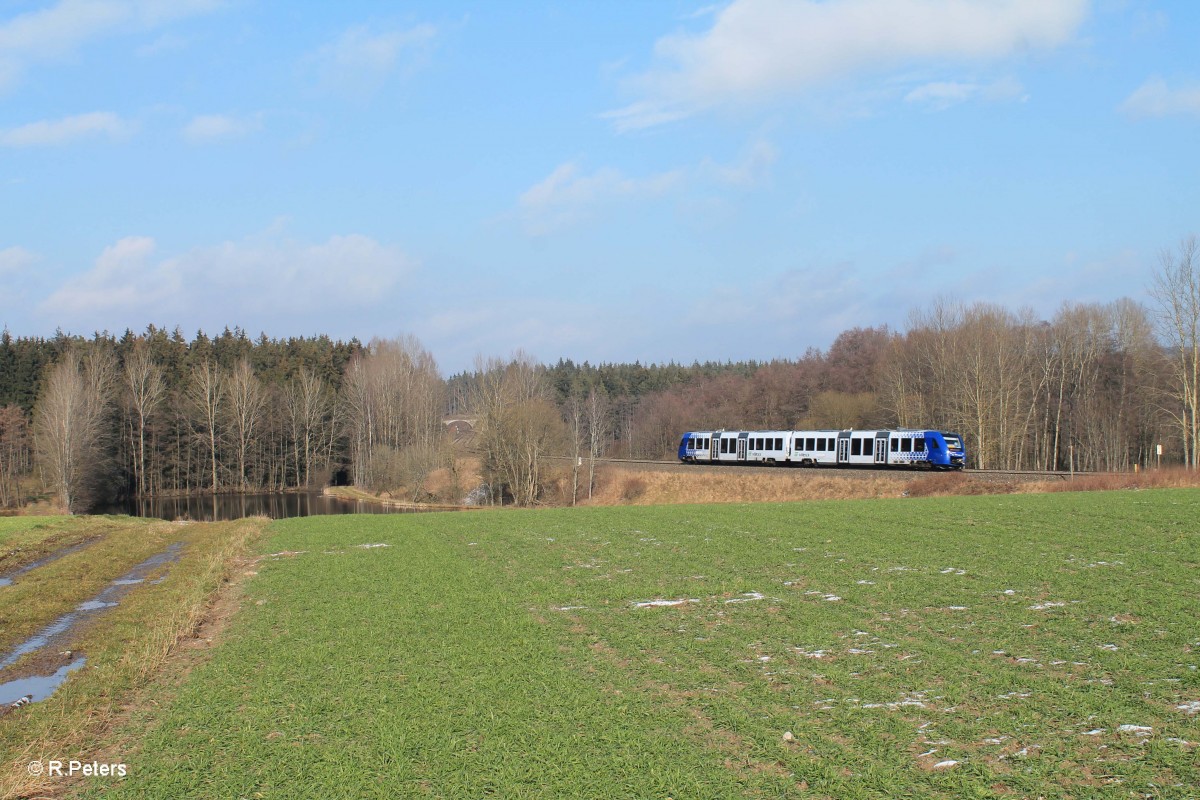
0 515 268 799
31 489 1198 799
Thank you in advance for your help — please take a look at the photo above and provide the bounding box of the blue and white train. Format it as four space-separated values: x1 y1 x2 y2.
677 429 966 470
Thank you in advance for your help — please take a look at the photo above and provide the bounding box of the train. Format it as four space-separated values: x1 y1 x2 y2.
677 428 966 470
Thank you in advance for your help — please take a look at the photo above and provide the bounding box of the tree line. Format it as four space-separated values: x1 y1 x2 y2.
2 236 1197 510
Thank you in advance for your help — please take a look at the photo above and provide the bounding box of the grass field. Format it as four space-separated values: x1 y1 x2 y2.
21 489 1186 799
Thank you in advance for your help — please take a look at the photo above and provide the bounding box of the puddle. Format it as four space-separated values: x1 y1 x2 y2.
76 600 118 612
0 657 86 705
0 539 98 588
0 541 184 704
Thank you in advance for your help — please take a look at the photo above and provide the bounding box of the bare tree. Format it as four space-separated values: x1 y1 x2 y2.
470 353 565 505
583 387 610 500
225 358 266 491
186 359 225 493
285 368 333 488
341 336 446 494
1149 235 1200 467
124 342 166 496
33 347 117 512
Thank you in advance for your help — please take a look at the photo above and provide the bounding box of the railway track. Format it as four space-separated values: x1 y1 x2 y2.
552 456 1086 481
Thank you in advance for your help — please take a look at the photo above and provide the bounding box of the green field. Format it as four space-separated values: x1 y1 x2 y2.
10 490 1200 798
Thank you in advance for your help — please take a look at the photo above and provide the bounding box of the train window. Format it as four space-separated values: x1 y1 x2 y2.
775 437 782 450
901 438 912 452
915 438 925 452
754 437 762 450
851 438 861 456
808 437 817 451
929 438 939 449
720 438 727 454
891 438 899 452
863 438 874 456
827 438 835 450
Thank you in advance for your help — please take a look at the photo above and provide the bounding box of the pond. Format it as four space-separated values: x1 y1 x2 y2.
97 491 435 522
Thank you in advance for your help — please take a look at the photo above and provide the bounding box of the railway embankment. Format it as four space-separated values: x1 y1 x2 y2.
334 456 1200 510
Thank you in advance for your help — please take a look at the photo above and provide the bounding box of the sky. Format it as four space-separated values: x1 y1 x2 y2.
0 0 1197 374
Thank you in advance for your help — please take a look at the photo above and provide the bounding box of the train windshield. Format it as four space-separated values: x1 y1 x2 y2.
943 434 963 451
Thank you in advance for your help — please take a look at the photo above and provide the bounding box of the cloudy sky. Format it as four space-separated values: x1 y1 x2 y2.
1 0 1197 373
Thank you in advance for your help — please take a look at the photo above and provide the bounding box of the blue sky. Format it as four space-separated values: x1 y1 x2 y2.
0 0 1197 373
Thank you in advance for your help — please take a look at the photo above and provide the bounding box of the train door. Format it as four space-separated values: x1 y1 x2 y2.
736 433 748 462
874 432 889 465
836 432 850 464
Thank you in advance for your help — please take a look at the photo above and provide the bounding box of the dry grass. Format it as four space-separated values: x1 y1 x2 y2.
586 466 912 506
1026 465 1200 493
903 472 1019 497
585 465 1200 506
356 457 1200 509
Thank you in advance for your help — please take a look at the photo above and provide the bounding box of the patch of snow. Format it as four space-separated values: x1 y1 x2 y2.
632 598 698 608
1028 601 1065 610
795 648 829 659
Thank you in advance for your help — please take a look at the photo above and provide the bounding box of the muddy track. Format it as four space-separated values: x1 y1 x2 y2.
0 535 102 586
0 543 184 709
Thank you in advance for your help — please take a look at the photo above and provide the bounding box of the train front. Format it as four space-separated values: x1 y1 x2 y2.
678 433 696 462
925 431 966 469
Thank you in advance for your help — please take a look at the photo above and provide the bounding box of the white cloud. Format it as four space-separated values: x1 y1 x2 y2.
905 76 1026 110
183 113 262 143
0 246 38 277
1120 77 1200 118
515 140 779 235
38 230 416 328
0 112 135 147
0 0 220 91
606 0 1087 129
307 23 437 97
517 162 684 235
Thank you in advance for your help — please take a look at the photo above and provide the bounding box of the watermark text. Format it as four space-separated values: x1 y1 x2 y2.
27 760 127 778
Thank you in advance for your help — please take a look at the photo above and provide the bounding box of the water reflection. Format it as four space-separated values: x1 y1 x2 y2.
99 491 429 522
